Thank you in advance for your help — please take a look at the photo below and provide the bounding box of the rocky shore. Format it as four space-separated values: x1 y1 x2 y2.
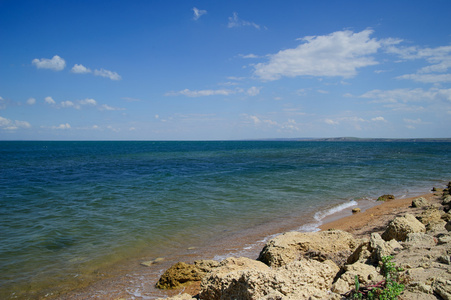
155 183 451 299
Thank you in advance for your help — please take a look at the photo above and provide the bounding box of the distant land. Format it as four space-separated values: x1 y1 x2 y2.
256 137 451 142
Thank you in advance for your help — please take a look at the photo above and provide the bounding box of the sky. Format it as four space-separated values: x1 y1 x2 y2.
1 0 451 140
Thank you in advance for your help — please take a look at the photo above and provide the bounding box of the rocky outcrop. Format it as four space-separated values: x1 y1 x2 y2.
381 213 426 241
369 232 403 261
199 257 339 300
412 197 430 208
156 259 220 290
377 194 395 201
257 230 359 268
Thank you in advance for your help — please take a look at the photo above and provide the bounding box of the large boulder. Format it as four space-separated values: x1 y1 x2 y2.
416 208 443 225
199 257 339 300
412 197 430 208
369 233 403 261
257 230 359 268
381 214 426 241
156 262 204 289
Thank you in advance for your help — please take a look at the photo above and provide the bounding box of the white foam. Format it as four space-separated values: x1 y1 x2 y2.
297 200 358 232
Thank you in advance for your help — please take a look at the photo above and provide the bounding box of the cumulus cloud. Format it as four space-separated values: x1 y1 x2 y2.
228 12 261 29
32 55 66 71
71 64 92 74
45 96 56 105
253 29 392 81
27 98 36 105
0 116 31 130
79 98 97 106
58 98 124 111
93 69 121 80
371 116 387 122
193 7 207 20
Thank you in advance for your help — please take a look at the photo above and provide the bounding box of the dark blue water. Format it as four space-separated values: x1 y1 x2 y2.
1 141 450 298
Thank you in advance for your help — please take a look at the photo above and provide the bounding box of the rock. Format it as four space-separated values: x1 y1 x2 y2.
141 257 165 267
446 221 451 231
194 259 220 273
443 195 451 206
377 194 395 201
370 233 403 261
199 258 339 300
426 220 447 233
442 213 451 222
156 293 196 300
156 262 203 289
416 208 443 225
352 207 361 213
257 230 359 268
434 278 451 300
381 213 426 241
437 233 451 244
405 232 437 247
412 197 430 208
346 241 372 265
331 262 383 294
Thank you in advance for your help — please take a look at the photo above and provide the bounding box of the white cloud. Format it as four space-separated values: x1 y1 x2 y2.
193 7 207 20
61 100 79 109
325 119 339 125
93 69 121 80
45 96 56 105
79 98 97 106
0 116 31 130
32 55 66 71
360 87 451 104
71 64 92 74
397 73 451 83
99 104 125 111
27 97 36 105
52 123 71 130
165 88 236 97
0 97 5 109
246 86 261 96
228 12 261 29
253 29 391 81
371 116 387 122
239 53 260 59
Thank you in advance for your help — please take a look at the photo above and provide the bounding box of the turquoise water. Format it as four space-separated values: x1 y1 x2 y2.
1 141 451 298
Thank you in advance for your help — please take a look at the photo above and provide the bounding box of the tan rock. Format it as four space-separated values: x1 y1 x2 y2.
352 207 361 213
377 194 395 201
381 213 426 241
199 258 339 300
369 233 403 261
332 262 383 294
412 197 430 208
416 208 443 225
347 240 372 264
258 230 359 268
156 262 203 289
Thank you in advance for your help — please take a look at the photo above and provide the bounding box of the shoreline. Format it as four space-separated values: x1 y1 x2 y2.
55 183 445 300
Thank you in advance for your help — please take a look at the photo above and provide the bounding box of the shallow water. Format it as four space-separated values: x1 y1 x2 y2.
1 141 450 298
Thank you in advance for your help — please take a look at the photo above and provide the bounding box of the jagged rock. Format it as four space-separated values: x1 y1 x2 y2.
434 278 451 300
446 221 451 231
377 194 395 201
156 262 203 289
194 259 220 273
199 258 339 300
370 233 403 261
331 262 383 294
352 207 361 213
405 232 437 247
443 195 451 206
442 213 451 222
257 230 359 268
416 208 443 225
346 240 372 265
426 220 447 233
412 197 430 208
437 233 451 244
381 213 426 241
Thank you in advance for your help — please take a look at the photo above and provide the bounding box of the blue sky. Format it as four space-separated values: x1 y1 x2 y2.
1 0 451 140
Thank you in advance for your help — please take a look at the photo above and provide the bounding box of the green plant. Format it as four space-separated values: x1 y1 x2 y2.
348 256 405 299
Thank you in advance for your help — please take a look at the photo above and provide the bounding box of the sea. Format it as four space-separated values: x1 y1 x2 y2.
1 141 451 299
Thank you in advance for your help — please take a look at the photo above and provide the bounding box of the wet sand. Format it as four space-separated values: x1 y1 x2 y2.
57 188 442 299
